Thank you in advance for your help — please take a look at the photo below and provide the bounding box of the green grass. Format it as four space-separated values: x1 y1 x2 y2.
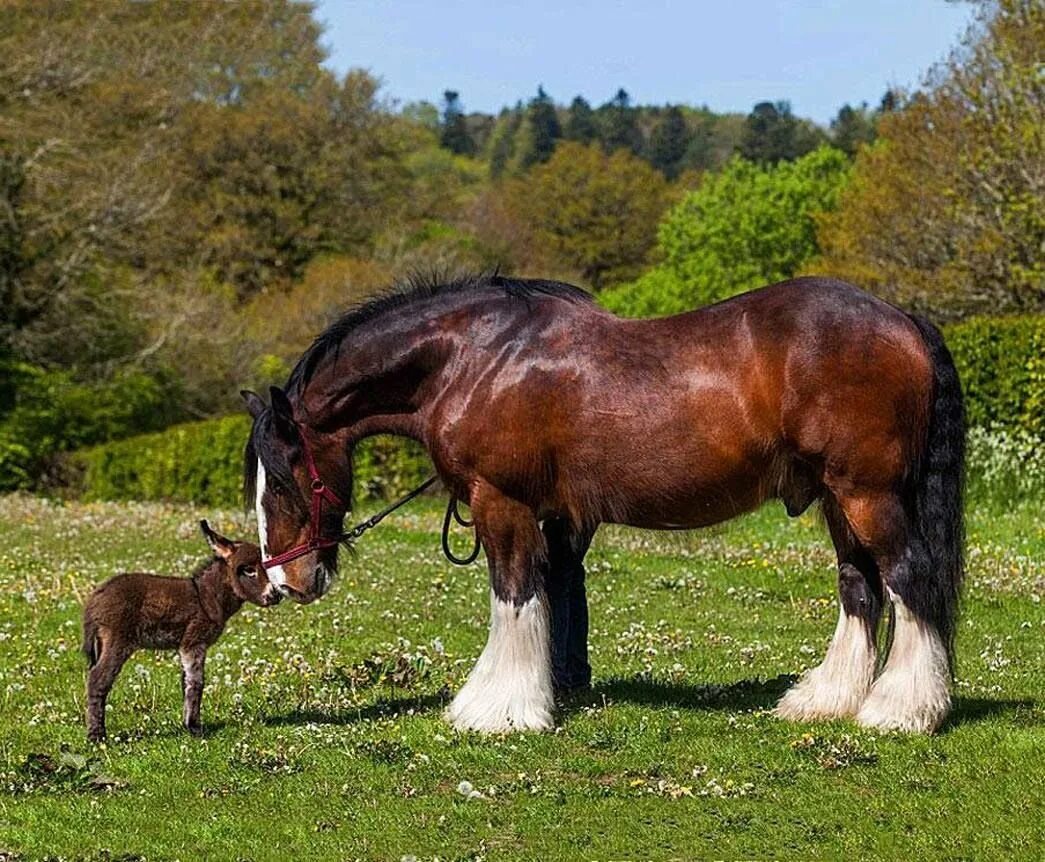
0 493 1042 861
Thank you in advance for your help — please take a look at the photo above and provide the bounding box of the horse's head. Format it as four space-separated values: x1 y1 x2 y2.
242 387 350 604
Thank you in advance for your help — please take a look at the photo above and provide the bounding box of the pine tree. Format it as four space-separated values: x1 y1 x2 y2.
516 86 561 169
564 96 597 143
440 90 475 156
599 88 642 154
830 103 877 156
647 106 690 178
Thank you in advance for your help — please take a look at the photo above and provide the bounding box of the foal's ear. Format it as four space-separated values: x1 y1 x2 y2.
241 390 266 420
268 386 297 439
199 520 236 561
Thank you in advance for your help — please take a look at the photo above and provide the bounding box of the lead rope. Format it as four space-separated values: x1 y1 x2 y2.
337 475 481 567
441 495 481 566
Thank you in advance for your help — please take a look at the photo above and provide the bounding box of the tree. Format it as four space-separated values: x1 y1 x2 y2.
512 86 561 170
599 88 642 154
812 0 1044 318
739 100 823 163
439 90 475 156
487 105 523 178
564 96 597 143
830 103 877 156
647 106 690 178
602 147 851 317
505 142 669 289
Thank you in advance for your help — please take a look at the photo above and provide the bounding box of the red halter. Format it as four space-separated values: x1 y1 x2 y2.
260 423 345 571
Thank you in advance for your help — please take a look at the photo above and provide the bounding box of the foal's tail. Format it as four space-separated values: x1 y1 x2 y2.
82 617 101 668
906 314 966 669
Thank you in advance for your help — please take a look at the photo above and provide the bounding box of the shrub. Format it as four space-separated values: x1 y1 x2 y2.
0 361 170 491
943 315 1045 437
73 415 432 508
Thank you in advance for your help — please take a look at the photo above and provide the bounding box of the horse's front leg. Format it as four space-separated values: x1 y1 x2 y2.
544 517 594 693
446 482 554 732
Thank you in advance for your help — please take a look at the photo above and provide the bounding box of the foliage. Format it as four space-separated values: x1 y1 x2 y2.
738 101 824 164
647 106 690 179
812 0 1045 319
564 96 597 143
439 90 475 156
829 102 878 156
72 416 431 507
0 361 169 491
944 315 1045 436
966 425 1045 502
504 142 669 289
598 88 643 155
603 147 850 316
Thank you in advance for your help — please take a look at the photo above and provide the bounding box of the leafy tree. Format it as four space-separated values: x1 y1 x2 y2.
439 90 476 156
647 106 690 178
813 0 1044 318
739 100 823 163
564 96 597 143
602 147 851 317
830 103 877 156
599 89 643 154
512 86 561 171
487 105 523 178
505 142 669 289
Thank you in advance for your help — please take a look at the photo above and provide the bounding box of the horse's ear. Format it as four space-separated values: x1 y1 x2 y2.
241 390 266 419
268 386 297 439
200 520 236 561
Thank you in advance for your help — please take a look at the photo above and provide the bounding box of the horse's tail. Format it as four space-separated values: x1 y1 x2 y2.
905 314 966 670
82 615 100 668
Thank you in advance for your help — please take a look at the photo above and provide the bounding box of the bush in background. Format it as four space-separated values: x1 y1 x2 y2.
73 415 431 508
943 315 1045 437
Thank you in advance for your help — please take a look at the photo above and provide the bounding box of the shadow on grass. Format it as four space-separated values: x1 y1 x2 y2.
946 696 1040 729
262 691 449 728
562 673 797 714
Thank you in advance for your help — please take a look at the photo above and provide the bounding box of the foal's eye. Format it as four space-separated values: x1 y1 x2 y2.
239 565 258 579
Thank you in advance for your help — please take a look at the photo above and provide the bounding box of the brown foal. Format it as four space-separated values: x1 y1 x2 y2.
82 522 280 740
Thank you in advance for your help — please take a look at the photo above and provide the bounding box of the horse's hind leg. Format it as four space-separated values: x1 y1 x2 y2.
446 481 554 732
831 490 952 732
776 495 882 721
543 517 594 693
85 636 132 742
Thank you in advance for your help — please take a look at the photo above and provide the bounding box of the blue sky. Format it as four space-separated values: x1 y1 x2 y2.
315 0 974 123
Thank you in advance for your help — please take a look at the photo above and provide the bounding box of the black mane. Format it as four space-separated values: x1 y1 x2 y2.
285 272 591 396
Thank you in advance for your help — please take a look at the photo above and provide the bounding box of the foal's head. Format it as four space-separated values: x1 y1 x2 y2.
242 388 350 604
200 521 281 607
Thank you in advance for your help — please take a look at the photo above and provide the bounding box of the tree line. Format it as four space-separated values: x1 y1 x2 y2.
0 0 1040 490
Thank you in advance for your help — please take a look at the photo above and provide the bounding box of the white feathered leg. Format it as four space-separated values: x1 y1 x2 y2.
446 591 554 733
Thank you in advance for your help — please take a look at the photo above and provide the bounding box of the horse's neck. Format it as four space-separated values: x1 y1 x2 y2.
298 322 445 445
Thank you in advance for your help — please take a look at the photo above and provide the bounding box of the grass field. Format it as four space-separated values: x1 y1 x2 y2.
0 493 1042 861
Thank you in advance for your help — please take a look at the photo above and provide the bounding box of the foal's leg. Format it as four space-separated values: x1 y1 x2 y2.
85 638 132 742
543 517 594 693
179 645 207 735
776 496 882 721
446 482 554 732
838 491 952 733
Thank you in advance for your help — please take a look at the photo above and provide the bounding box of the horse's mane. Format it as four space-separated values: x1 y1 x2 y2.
244 272 591 509
285 272 591 397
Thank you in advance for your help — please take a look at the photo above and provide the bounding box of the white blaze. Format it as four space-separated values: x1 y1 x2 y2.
255 459 286 588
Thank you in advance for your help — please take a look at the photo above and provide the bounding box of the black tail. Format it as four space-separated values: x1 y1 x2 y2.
82 617 100 668
906 315 966 669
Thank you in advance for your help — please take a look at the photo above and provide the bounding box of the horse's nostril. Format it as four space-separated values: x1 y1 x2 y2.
277 584 308 603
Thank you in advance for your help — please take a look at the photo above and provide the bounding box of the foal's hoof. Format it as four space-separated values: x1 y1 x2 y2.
87 729 106 743
185 723 204 737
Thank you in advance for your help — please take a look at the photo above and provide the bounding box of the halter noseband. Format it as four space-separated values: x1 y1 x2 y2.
260 421 346 571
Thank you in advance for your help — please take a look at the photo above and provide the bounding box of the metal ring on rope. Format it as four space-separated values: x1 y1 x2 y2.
442 496 481 565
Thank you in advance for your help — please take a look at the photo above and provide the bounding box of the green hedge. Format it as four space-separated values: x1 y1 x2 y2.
943 315 1045 437
73 415 432 508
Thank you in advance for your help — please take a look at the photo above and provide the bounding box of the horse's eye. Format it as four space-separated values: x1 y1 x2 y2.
239 566 258 579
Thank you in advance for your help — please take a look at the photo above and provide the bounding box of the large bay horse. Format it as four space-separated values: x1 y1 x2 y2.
244 275 964 734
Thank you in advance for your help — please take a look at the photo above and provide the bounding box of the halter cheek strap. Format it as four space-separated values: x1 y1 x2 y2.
260 424 345 571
